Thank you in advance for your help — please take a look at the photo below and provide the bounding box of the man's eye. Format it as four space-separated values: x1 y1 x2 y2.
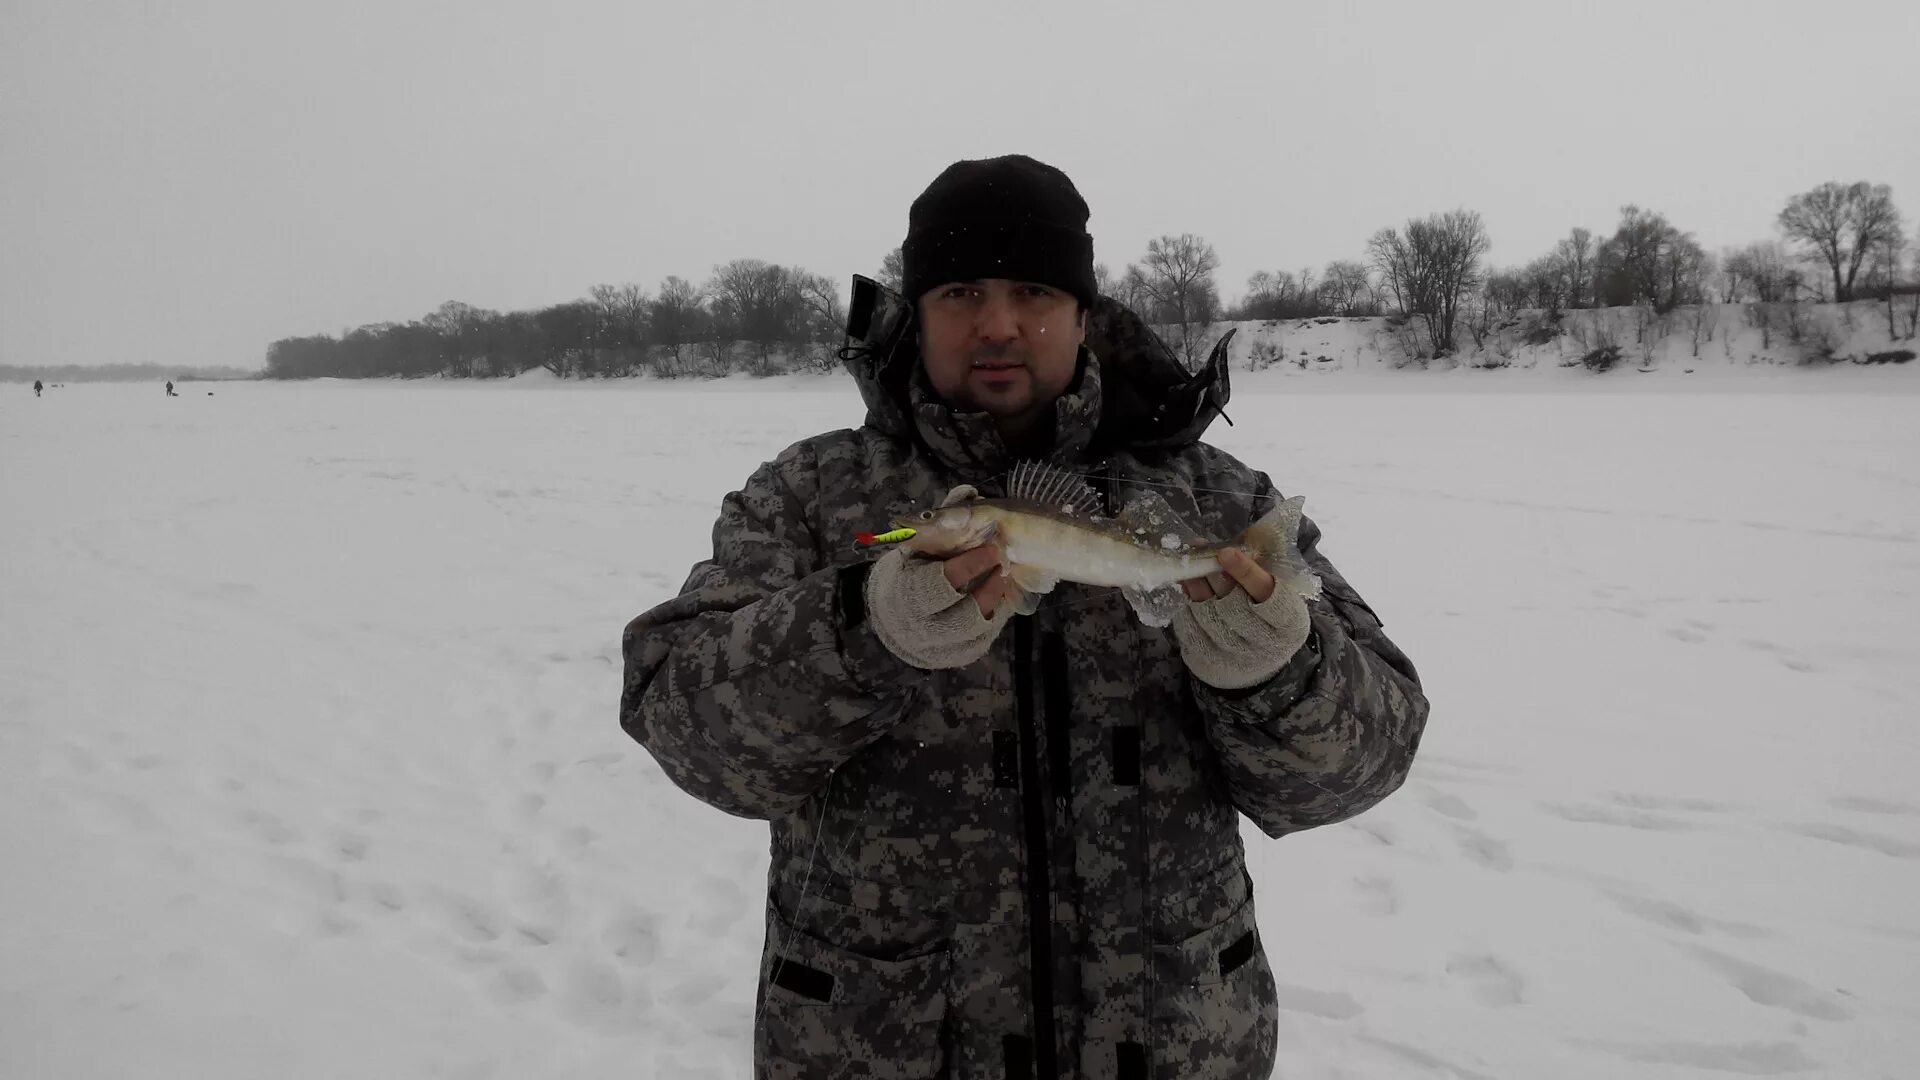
940 286 975 300
1017 284 1053 298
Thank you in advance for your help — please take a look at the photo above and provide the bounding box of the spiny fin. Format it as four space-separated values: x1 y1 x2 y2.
1114 490 1208 551
1238 495 1323 601
1122 584 1187 628
1007 460 1102 517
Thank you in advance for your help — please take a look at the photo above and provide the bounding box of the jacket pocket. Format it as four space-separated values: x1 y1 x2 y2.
1148 893 1278 1080
756 904 953 1080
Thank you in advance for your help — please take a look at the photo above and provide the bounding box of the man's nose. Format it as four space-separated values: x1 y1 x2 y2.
975 292 1020 341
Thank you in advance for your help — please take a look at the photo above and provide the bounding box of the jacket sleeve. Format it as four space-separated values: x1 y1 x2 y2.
1192 484 1430 838
619 442 921 820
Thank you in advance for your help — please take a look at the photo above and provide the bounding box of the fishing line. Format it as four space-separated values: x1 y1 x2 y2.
756 764 877 1030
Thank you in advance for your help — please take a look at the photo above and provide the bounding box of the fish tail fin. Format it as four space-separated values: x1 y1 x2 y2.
1237 495 1322 601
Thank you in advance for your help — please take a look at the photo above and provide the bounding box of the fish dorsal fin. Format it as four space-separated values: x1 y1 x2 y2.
1006 460 1103 517
1114 490 1208 551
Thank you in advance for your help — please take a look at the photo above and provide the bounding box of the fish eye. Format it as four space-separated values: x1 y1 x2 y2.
919 510 934 521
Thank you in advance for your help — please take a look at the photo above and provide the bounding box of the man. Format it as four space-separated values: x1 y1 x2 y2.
33 379 42 397
622 155 1427 1079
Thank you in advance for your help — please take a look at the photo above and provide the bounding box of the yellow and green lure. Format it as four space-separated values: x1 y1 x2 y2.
854 527 917 546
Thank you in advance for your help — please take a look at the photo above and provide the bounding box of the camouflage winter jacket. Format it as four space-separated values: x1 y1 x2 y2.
621 285 1429 1080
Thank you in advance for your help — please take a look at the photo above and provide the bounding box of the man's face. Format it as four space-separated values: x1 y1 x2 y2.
918 279 1086 424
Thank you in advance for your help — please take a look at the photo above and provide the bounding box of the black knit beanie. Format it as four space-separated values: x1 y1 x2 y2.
900 154 1097 309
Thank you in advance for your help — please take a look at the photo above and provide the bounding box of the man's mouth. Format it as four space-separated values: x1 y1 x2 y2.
972 361 1024 371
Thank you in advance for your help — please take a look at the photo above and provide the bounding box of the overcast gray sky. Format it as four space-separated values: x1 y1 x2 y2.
5 0 1917 370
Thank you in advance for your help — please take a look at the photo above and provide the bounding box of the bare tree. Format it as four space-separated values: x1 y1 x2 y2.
1594 206 1708 313
708 260 807 374
1861 230 1909 338
1521 256 1565 312
589 282 649 376
1726 241 1796 303
1238 270 1308 319
1094 262 1117 300
1131 234 1222 367
421 300 500 377
793 271 847 371
1108 265 1155 320
879 247 904 292
649 276 704 375
1367 209 1490 356
1322 260 1374 315
1778 181 1905 303
1716 246 1750 303
1553 228 1595 309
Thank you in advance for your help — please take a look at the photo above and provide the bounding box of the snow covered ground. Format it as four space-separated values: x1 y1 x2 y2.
4 372 1918 1079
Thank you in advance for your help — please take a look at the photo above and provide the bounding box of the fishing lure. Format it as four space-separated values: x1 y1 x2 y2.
854 527 918 546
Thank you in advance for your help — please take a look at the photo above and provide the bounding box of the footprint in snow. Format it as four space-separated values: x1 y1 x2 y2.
1684 945 1851 1021
602 908 663 967
1542 802 1697 832
1601 891 1766 939
1828 796 1920 817
1775 821 1920 859
502 863 572 944
427 891 504 944
328 829 371 863
235 807 302 845
1583 1038 1817 1074
488 962 548 1006
1351 875 1399 917
1453 826 1512 872
1415 787 1477 822
357 879 408 915
1610 792 1734 813
1345 820 1399 847
558 958 632 1025
1446 953 1524 1007
1606 892 1708 935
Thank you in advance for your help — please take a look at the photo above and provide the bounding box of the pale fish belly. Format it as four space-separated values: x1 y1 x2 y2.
1002 515 1221 590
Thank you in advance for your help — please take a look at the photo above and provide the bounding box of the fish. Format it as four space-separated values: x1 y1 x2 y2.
889 461 1322 627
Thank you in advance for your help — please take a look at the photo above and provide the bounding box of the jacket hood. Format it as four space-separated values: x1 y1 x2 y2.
837 276 1234 467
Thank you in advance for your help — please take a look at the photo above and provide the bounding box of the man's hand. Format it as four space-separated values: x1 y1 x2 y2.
941 541 1012 617
863 531 1014 671
1172 546 1309 690
1180 546 1274 604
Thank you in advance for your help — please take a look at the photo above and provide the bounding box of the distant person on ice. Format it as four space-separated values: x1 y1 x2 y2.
620 155 1428 1078
33 379 42 397
165 381 176 397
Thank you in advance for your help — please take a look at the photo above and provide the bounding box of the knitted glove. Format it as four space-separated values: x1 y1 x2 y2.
1172 587 1313 690
863 487 1007 670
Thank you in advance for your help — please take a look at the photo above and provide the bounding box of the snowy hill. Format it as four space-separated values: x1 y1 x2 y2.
1205 300 1917 379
